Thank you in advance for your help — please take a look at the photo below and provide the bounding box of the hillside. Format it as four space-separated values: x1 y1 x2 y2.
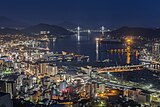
22 23 74 36
57 21 87 29
0 27 21 35
108 26 160 38
0 16 29 28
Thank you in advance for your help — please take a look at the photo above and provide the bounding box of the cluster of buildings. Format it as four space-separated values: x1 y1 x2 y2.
139 41 160 71
0 35 93 107
124 88 160 106
0 32 160 107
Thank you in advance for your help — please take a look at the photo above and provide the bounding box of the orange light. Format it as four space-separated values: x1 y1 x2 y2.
125 37 133 45
111 90 117 93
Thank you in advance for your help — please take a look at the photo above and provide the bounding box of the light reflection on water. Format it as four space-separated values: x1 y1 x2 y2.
51 33 138 66
50 33 160 89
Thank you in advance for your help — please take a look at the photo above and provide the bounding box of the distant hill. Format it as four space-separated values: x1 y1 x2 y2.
0 16 29 28
22 23 74 36
57 21 87 30
58 21 79 29
0 23 74 36
108 26 160 38
0 27 21 35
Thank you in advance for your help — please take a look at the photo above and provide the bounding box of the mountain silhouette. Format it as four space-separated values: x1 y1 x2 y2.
108 26 160 38
0 16 29 28
22 23 74 36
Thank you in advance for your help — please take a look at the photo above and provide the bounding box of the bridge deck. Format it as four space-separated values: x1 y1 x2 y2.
96 65 144 73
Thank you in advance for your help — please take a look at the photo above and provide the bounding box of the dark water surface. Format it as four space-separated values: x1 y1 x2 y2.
50 33 160 89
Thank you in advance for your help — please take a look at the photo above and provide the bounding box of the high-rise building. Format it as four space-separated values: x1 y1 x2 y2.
40 31 50 35
39 63 47 74
59 81 67 93
90 82 97 96
99 83 105 93
152 43 160 57
0 80 16 99
84 83 91 98
47 64 58 76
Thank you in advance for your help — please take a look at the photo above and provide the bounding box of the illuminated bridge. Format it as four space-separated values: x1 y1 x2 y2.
69 26 111 34
96 65 144 73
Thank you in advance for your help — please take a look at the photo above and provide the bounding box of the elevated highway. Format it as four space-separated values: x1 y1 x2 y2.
96 65 144 73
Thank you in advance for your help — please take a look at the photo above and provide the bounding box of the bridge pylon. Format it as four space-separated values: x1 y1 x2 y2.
101 26 105 35
77 26 80 34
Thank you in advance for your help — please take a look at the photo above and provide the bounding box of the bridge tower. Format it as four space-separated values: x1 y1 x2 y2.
88 30 91 34
77 26 80 35
75 26 81 41
101 26 105 35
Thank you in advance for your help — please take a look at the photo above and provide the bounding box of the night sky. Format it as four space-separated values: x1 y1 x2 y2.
0 0 160 28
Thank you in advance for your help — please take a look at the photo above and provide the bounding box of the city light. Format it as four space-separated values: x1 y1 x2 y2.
0 2 160 107
125 37 133 45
